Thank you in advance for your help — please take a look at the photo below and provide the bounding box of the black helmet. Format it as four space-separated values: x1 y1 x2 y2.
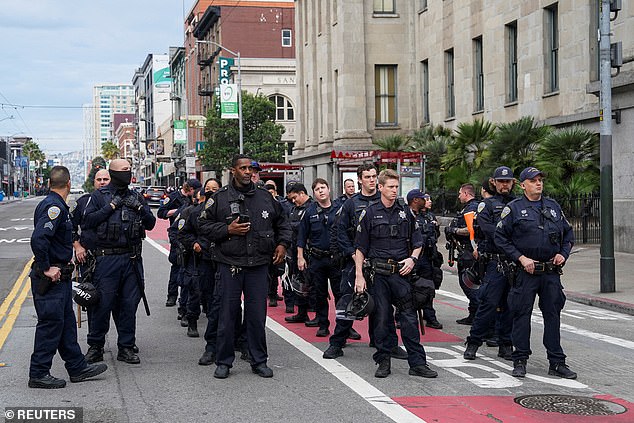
462 265 481 290
281 263 310 297
345 291 375 320
73 282 100 307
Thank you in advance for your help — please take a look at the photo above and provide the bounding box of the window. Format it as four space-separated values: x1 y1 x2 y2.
374 0 395 14
421 60 429 123
282 29 292 47
375 65 397 125
506 21 518 102
473 36 484 112
419 0 428 10
445 49 455 118
544 3 559 93
269 95 294 121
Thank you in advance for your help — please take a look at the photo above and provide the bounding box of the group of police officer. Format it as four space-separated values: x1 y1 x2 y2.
28 155 576 387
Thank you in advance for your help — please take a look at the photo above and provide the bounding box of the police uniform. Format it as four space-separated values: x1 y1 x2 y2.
355 199 436 377
449 197 480 321
199 182 291 375
82 184 156 363
464 191 516 359
414 208 442 327
495 188 575 377
296 200 342 335
158 189 193 306
325 191 386 353
284 196 313 317
29 191 106 388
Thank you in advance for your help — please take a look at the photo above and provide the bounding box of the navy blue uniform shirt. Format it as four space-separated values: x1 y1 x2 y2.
158 190 191 225
31 191 73 270
336 191 381 257
297 201 338 251
475 194 515 254
355 199 422 260
495 195 574 262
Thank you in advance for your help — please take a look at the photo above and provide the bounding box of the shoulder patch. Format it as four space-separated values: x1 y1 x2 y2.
358 209 366 223
477 202 485 214
500 206 511 219
177 219 185 230
205 197 214 209
47 206 61 220
162 197 170 206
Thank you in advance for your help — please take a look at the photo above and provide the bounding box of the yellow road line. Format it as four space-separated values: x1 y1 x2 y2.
0 259 33 351
0 258 33 321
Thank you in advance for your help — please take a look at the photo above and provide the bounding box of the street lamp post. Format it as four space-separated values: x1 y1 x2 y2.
195 40 243 154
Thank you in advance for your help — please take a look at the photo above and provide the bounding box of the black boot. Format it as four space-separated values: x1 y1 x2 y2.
498 345 513 361
85 345 104 364
375 358 391 378
187 319 199 338
463 343 478 360
456 313 475 325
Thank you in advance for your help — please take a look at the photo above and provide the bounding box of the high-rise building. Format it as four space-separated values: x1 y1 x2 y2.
90 84 135 156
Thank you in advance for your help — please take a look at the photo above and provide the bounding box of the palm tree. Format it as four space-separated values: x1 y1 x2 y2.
536 126 599 195
100 141 120 161
443 118 495 176
487 116 551 175
373 134 411 151
409 125 452 191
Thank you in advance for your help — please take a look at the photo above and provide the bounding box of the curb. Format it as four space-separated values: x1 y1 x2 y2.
564 291 634 316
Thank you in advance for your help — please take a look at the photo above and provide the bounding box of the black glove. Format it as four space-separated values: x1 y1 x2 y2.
111 195 124 209
444 226 457 236
123 194 143 211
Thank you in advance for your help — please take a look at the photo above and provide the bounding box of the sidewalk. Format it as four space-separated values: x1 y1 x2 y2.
435 219 634 316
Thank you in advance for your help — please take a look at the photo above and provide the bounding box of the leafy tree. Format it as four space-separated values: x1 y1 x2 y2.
536 126 599 195
100 141 120 161
373 134 411 151
83 156 107 192
486 116 551 176
199 92 286 173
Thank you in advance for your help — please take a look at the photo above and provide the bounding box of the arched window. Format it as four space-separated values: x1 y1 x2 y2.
268 95 294 121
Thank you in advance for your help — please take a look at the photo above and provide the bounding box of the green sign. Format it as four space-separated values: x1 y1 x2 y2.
219 57 234 84
174 120 187 145
220 84 239 119
196 141 207 152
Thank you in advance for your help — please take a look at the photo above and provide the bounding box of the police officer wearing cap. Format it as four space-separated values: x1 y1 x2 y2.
29 166 108 389
199 154 291 379
296 178 342 337
354 169 438 379
446 183 480 324
407 189 443 329
82 159 156 364
158 178 201 308
464 166 516 362
495 166 576 379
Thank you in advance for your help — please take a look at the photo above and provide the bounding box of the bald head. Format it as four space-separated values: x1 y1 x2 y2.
94 169 110 189
109 159 130 171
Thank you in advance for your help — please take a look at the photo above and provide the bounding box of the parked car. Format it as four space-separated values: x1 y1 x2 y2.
143 186 167 207
70 187 84 195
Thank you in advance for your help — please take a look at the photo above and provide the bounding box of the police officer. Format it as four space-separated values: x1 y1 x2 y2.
323 164 396 360
28 166 107 389
199 154 291 379
446 183 480 324
407 189 443 329
82 159 156 364
284 182 314 320
354 169 437 379
296 178 342 337
158 178 201 307
464 166 516 361
71 169 110 264
495 167 576 379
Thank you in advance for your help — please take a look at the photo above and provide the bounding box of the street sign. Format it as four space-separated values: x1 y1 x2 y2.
174 120 187 145
195 141 207 152
219 57 234 84
220 84 239 119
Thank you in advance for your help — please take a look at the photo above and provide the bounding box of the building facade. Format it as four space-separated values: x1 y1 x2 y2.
90 84 135 157
293 0 634 252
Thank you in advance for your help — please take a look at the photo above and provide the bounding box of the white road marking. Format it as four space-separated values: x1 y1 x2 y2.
144 237 169 257
436 289 634 351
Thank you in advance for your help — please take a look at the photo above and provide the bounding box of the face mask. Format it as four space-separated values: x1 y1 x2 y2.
109 170 132 189
204 190 214 200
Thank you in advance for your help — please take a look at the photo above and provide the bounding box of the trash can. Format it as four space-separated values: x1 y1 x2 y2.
0 191 4 201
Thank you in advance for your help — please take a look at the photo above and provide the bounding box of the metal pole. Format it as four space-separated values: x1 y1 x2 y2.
237 52 243 154
599 0 615 293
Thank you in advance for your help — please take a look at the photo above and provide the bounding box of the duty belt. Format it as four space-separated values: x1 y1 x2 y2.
371 258 404 276
94 245 142 257
531 261 563 275
308 247 332 259
50 263 75 279
482 253 505 262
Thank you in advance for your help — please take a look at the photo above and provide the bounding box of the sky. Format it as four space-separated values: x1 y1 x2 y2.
0 0 195 155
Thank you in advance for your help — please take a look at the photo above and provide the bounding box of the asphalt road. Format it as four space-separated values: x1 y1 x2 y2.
1 200 633 422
